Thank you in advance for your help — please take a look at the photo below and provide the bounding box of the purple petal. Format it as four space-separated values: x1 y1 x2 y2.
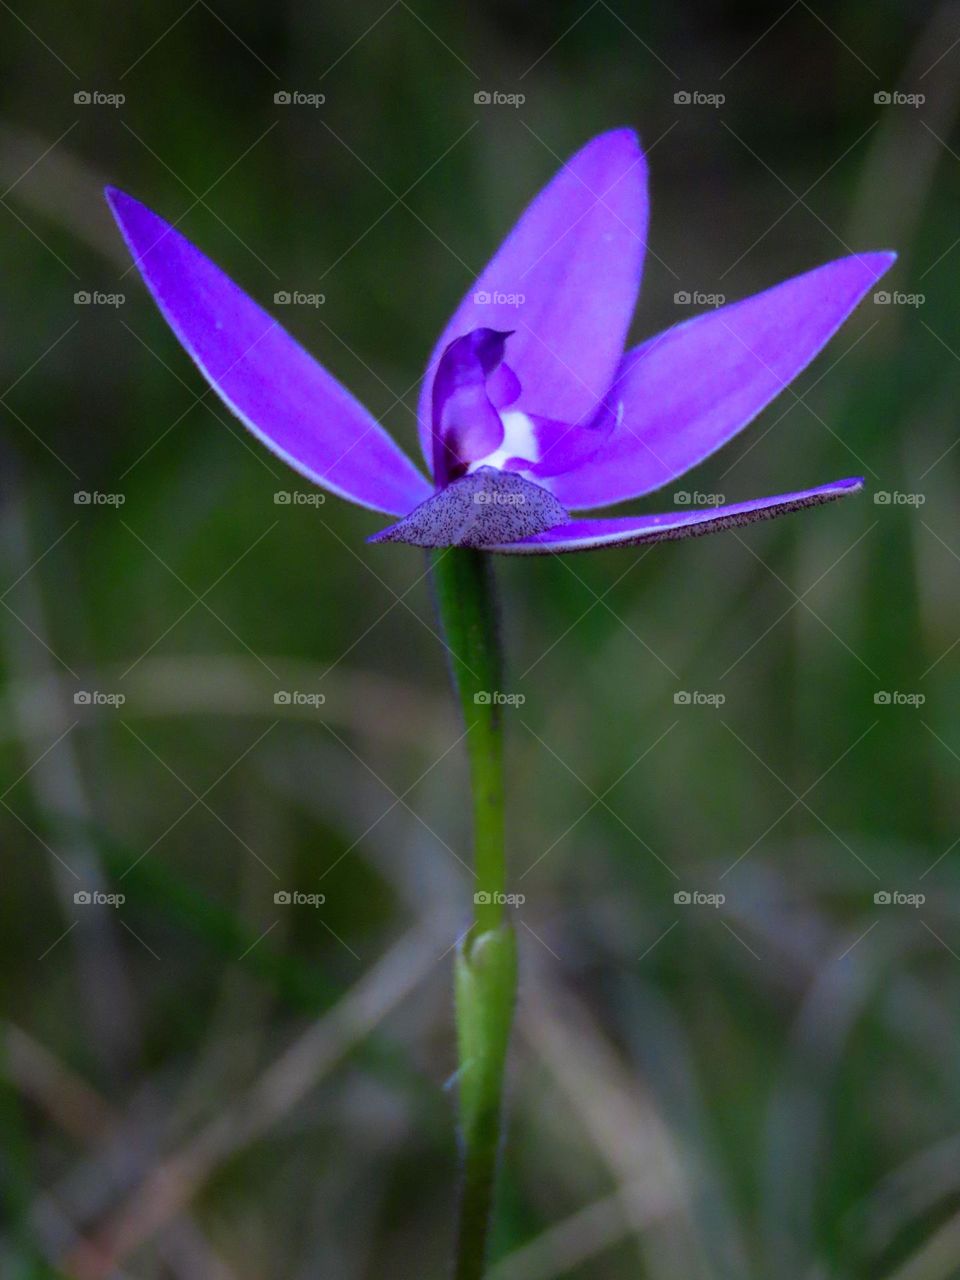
481 477 863 554
417 129 649 471
106 188 431 516
550 253 895 510
368 466 568 548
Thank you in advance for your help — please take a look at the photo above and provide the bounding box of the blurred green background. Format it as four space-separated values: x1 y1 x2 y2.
2 2 959 1277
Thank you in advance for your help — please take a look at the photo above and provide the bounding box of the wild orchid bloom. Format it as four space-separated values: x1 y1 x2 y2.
106 130 894 553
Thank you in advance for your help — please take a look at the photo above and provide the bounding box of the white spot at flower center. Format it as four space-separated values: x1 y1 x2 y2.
467 410 540 473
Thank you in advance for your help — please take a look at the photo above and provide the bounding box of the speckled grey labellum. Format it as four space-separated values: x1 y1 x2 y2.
368 467 569 548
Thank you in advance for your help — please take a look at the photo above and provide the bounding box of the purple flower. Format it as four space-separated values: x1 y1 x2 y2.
106 129 894 554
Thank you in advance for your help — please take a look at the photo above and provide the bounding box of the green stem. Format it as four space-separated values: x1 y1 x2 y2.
430 548 517 1280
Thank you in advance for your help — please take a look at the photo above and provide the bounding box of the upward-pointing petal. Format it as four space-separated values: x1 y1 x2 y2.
417 129 649 471
106 188 432 516
550 252 896 510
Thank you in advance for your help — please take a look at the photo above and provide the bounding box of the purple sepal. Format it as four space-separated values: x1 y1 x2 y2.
105 187 432 516
417 129 649 472
551 253 896 510
482 477 863 554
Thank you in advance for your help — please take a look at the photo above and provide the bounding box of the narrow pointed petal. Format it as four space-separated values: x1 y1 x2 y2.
482 478 862 554
550 253 895 510
417 129 649 470
106 188 431 516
